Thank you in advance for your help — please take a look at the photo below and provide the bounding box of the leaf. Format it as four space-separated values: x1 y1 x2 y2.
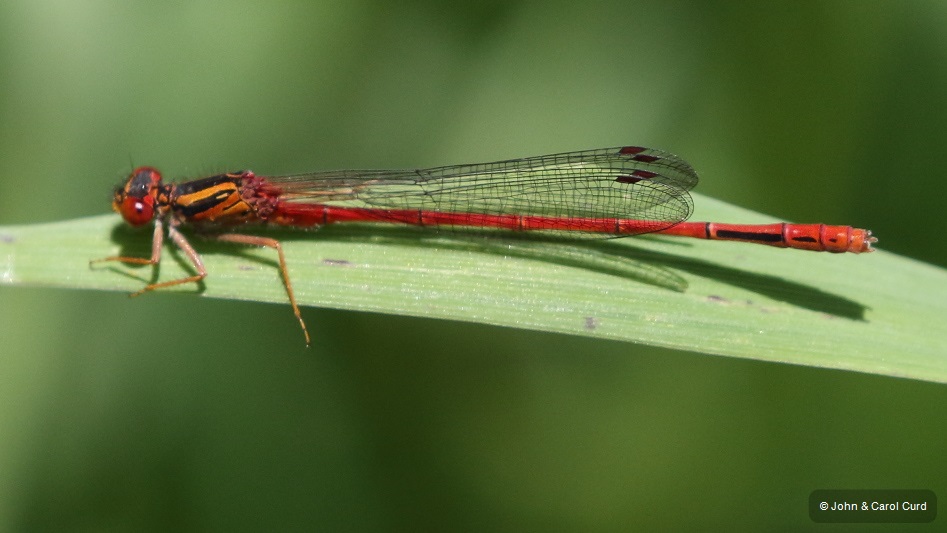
1 193 944 383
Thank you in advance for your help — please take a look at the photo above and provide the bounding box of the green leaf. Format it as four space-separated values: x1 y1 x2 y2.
1 193 943 383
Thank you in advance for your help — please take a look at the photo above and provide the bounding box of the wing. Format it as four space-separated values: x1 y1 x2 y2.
266 146 697 231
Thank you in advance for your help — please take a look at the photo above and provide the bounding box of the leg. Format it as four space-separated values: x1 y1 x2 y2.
90 219 165 267
212 233 310 346
90 220 208 296
128 224 207 296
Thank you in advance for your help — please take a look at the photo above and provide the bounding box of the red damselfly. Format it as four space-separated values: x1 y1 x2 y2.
91 146 876 345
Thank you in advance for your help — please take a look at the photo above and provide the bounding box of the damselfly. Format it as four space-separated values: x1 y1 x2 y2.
91 146 876 345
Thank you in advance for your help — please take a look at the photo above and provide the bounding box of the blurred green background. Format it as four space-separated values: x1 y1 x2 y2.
1 1 945 530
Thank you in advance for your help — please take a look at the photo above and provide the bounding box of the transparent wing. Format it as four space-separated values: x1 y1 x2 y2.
266 146 697 231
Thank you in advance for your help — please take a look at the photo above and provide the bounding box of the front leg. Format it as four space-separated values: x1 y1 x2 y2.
90 218 165 272
91 219 207 296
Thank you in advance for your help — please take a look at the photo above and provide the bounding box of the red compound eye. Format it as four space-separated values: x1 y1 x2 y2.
118 194 155 226
113 167 162 226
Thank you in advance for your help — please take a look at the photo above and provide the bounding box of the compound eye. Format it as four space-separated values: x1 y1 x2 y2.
112 167 162 226
119 194 155 226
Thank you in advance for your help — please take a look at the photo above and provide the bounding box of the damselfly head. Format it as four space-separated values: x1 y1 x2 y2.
113 167 163 226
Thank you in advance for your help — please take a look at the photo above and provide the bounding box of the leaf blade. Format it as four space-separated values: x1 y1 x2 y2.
2 193 944 383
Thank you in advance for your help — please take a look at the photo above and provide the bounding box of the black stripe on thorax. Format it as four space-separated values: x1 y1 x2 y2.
170 174 243 219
